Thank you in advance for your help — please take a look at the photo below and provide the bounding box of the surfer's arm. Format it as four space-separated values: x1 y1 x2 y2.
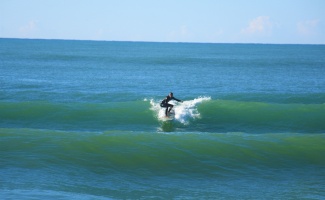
172 97 183 102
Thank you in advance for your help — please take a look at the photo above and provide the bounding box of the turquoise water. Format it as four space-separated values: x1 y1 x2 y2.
1 38 325 199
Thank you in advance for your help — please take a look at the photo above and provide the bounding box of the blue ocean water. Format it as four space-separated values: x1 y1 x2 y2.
1 38 325 199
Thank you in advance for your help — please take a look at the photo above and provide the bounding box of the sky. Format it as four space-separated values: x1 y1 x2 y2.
1 0 325 44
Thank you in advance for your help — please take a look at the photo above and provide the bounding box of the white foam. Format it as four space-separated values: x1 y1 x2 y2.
149 96 211 124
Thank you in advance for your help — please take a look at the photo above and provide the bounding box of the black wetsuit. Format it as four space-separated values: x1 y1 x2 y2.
160 96 182 116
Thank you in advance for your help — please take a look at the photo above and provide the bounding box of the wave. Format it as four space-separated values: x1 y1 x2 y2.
198 99 325 133
0 97 324 133
1 128 325 175
0 100 155 131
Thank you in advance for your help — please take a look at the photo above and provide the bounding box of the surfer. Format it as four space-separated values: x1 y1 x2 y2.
160 92 183 117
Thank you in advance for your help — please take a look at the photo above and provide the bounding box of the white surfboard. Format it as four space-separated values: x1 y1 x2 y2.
160 111 175 121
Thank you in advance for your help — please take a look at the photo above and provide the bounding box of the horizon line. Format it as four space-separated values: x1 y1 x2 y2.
1 37 324 46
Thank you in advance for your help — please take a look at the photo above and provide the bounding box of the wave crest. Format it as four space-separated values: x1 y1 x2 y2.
149 96 211 124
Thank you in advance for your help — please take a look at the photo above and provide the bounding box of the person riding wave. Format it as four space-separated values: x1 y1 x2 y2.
160 92 183 117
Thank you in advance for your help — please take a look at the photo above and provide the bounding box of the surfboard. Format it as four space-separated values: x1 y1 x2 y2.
161 112 175 121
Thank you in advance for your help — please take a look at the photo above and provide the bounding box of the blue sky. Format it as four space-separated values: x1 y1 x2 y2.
1 0 324 44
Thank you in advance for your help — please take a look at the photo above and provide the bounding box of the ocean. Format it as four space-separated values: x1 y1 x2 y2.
0 38 325 199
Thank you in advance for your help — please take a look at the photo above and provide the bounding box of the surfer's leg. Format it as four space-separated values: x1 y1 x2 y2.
165 106 168 116
161 103 168 116
168 104 173 113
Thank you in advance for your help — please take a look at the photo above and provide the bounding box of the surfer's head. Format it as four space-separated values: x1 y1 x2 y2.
169 92 173 97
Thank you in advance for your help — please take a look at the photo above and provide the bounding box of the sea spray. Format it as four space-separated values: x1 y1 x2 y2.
149 96 211 124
